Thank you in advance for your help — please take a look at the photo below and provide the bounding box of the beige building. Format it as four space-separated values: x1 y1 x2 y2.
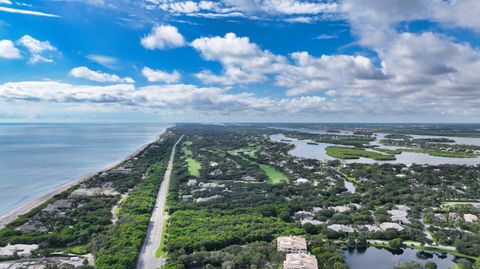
284 253 318 269
464 213 478 223
277 236 307 253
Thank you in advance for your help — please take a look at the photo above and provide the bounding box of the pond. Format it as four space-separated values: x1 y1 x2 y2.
270 133 480 166
344 247 457 269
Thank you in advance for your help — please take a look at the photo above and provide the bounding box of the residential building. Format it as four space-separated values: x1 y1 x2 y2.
277 236 307 253
284 253 318 269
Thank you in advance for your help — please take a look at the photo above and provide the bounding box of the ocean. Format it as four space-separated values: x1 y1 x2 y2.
0 123 170 218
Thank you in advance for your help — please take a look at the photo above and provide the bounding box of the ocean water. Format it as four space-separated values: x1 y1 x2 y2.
0 123 170 218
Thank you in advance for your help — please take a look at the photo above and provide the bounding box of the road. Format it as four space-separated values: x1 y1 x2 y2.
137 135 183 269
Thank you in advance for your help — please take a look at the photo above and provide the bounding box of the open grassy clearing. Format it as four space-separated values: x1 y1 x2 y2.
326 146 396 161
182 141 200 177
259 164 288 184
336 169 362 185
186 158 201 177
228 146 261 159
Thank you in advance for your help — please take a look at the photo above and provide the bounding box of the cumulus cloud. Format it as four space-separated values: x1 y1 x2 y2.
17 35 56 63
189 32 387 94
0 81 344 118
0 39 21 59
142 67 181 83
340 0 480 49
146 0 337 22
255 0 337 15
69 66 135 83
186 29 480 120
140 25 185 50
279 52 388 96
191 33 286 85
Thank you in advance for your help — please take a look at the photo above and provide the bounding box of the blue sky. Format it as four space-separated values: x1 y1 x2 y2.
1 0 480 122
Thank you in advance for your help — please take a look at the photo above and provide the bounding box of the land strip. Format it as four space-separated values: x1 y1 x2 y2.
137 135 183 269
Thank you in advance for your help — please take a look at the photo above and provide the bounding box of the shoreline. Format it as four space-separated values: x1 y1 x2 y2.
0 126 172 229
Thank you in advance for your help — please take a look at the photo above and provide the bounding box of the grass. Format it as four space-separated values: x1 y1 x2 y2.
259 164 288 184
156 215 169 258
183 147 192 157
183 142 200 177
337 170 362 185
402 148 478 158
326 146 396 161
228 146 261 159
186 158 201 177
374 148 403 155
69 244 89 255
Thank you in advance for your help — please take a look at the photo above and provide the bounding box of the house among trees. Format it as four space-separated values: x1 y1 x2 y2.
463 213 478 223
277 236 318 269
277 236 307 253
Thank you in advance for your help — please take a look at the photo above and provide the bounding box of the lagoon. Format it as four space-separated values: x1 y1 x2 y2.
344 247 457 269
270 132 480 166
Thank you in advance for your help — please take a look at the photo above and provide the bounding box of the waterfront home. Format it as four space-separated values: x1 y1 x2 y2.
284 253 318 269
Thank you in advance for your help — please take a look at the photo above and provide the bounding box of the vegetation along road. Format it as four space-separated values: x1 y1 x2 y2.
137 135 183 269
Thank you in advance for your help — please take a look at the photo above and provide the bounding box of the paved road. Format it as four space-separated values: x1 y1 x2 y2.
137 135 183 269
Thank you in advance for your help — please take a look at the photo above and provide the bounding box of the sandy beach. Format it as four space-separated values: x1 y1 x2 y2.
0 128 171 229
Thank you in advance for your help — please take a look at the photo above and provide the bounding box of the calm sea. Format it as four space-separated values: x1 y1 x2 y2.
0 123 170 218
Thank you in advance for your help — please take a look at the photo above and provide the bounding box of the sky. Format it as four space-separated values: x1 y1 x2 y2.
0 0 480 122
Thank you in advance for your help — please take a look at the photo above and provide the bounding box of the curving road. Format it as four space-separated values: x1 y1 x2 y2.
137 135 183 269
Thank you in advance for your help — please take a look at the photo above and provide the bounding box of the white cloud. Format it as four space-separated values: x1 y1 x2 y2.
315 34 338 40
140 25 185 50
0 81 343 118
279 52 387 96
147 0 337 22
0 0 12 5
191 32 286 85
340 0 480 49
0 39 21 59
186 29 480 120
17 35 56 63
69 66 135 83
257 0 337 15
142 67 181 83
431 0 480 31
0 6 59 17
86 54 118 68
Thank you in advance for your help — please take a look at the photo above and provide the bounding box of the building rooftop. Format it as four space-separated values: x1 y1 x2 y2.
277 236 307 253
464 213 478 223
284 253 318 269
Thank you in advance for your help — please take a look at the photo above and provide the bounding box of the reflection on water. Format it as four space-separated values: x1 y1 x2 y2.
344 247 456 269
270 132 480 166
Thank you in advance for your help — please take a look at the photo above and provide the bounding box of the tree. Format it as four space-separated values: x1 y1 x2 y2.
425 261 437 269
389 238 405 249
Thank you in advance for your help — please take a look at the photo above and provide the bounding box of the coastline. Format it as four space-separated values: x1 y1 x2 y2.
0 126 172 229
